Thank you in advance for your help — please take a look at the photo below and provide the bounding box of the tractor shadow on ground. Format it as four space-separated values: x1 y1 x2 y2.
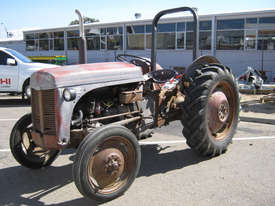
0 146 209 206
0 98 30 107
138 145 210 177
0 161 98 206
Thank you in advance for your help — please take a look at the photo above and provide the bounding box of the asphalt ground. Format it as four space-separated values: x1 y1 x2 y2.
0 95 274 206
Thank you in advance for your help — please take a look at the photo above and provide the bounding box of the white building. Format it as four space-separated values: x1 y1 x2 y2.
1 9 275 81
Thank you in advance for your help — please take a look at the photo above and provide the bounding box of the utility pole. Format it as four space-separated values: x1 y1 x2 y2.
1 22 9 38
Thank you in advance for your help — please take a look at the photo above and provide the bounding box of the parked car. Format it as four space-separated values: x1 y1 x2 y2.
0 47 58 99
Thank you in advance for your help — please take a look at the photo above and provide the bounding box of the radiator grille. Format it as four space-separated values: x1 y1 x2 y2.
31 89 57 135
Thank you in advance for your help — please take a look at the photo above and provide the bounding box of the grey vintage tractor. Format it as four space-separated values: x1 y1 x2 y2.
10 7 239 202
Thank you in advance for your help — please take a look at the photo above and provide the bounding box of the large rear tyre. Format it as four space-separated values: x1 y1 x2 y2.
10 113 60 169
182 64 240 156
72 125 141 202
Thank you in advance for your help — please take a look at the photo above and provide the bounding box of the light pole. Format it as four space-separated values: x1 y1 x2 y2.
0 22 9 38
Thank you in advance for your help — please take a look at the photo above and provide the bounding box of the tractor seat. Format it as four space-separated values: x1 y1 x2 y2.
131 58 164 75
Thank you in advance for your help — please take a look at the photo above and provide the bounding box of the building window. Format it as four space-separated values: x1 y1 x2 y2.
25 31 65 51
217 19 244 30
216 18 244 50
53 31 64 50
217 30 244 50
38 32 49 51
25 33 39 51
67 30 79 50
68 38 79 50
87 36 100 50
100 37 106 50
176 22 185 49
85 29 100 50
200 31 211 50
146 23 176 49
258 30 275 50
127 34 144 50
177 33 184 49
100 27 123 50
26 39 38 51
54 39 64 50
245 30 256 50
39 33 48 39
107 35 123 50
39 39 49 51
107 27 123 50
259 17 275 24
186 21 212 50
126 25 145 50
257 16 275 50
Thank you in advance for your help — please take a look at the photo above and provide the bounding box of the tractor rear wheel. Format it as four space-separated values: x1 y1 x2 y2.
72 125 141 202
182 64 239 156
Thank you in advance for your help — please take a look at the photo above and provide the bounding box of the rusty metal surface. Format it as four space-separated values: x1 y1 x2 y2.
110 116 141 126
87 136 136 194
31 131 60 150
208 91 230 133
91 148 125 188
30 62 144 90
206 81 238 141
31 89 56 136
90 111 140 122
119 90 143 104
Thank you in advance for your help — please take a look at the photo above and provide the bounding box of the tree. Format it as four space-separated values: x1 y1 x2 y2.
69 17 99 25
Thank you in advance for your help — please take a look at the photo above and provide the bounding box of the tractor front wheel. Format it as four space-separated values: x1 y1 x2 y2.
72 125 141 202
10 113 60 169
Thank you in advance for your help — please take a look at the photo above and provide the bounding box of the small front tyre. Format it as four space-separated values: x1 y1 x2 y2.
72 125 141 202
10 113 60 169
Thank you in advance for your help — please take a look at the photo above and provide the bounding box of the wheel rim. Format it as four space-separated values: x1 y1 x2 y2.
25 85 31 98
207 80 237 141
87 136 136 194
20 125 54 163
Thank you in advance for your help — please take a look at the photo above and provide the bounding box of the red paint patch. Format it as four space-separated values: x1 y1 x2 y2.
40 62 136 79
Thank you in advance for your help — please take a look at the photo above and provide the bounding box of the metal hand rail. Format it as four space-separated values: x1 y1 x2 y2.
151 7 199 71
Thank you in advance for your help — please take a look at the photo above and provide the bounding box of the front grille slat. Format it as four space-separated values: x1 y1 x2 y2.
31 89 56 136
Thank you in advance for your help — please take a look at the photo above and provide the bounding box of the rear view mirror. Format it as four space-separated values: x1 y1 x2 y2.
7 58 16 66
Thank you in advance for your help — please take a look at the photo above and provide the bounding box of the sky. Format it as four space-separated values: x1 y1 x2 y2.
0 0 275 33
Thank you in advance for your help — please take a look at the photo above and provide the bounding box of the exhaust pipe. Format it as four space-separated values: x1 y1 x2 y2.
75 9 87 64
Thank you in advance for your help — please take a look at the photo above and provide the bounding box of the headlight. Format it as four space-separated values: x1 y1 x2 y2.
63 88 76 101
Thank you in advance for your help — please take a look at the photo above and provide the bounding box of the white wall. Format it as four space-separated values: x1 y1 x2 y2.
1 40 275 81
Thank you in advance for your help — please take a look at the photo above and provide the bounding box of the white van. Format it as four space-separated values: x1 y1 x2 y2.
0 47 58 99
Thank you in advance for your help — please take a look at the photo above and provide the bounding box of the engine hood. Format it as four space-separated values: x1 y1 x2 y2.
30 62 144 90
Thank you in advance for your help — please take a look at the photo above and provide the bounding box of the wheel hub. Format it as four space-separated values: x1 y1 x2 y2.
105 153 122 174
218 102 229 122
208 91 230 133
91 148 125 188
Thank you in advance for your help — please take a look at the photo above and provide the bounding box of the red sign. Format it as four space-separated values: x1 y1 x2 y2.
0 78 11 85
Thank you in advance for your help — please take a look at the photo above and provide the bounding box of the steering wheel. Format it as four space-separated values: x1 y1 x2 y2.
116 54 152 65
149 69 177 83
